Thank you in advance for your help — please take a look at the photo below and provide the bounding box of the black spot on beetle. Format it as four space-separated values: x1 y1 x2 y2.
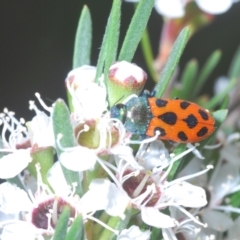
154 127 166 136
197 127 208 137
178 131 188 141
155 99 168 107
180 101 190 109
198 109 209 121
158 112 177 125
183 114 198 128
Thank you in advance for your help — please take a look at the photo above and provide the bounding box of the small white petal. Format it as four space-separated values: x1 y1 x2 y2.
113 146 143 170
0 150 32 179
136 140 169 170
66 65 97 86
202 210 233 232
209 163 240 206
141 207 177 228
196 0 233 14
79 179 129 218
118 225 151 240
164 182 207 208
0 182 32 214
79 179 111 213
59 147 97 171
27 111 55 147
1 221 42 240
47 162 76 196
105 182 129 219
74 82 107 119
154 0 186 18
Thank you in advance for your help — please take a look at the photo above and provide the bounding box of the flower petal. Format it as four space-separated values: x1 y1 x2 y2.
79 179 129 219
163 182 207 208
196 0 233 14
0 182 32 214
141 207 177 228
0 149 32 179
1 221 42 240
202 209 233 232
118 225 151 240
59 147 97 171
154 0 186 18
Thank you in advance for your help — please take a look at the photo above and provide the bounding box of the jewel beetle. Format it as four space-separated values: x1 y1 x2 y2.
110 94 216 143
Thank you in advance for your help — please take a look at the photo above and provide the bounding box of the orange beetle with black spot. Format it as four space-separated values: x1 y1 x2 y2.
111 94 216 143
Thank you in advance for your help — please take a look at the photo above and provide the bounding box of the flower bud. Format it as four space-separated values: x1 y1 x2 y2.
108 61 147 107
65 65 97 89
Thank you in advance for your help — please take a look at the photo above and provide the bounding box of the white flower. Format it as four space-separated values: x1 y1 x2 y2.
178 155 240 233
106 141 209 229
0 163 82 239
27 97 55 148
117 225 151 240
78 179 129 219
0 182 44 240
66 66 107 121
125 0 239 18
163 207 215 240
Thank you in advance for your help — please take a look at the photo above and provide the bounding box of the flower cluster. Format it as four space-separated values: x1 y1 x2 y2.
1 1 240 240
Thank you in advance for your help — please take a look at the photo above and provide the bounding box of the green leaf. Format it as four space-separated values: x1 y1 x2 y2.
52 99 82 196
95 0 121 84
228 45 240 79
66 215 85 240
205 78 237 110
154 27 191 98
99 207 133 240
141 28 158 83
52 207 70 240
103 0 121 86
173 59 198 99
118 0 155 62
191 50 221 98
73 6 92 68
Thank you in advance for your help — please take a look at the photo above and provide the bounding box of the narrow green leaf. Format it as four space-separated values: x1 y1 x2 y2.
205 78 237 110
154 27 191 98
52 99 82 196
52 207 70 240
99 207 133 240
66 215 85 240
95 0 121 84
228 45 240 79
118 0 155 62
141 28 158 83
176 59 198 99
73 6 92 68
191 50 221 98
104 0 121 85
